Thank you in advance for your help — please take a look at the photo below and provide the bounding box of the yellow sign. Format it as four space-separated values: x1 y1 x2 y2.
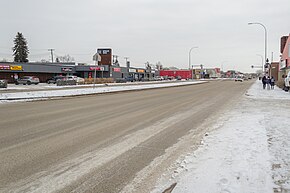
10 65 22 71
137 69 145 73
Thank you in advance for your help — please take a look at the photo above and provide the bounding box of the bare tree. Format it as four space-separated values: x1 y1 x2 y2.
56 54 75 63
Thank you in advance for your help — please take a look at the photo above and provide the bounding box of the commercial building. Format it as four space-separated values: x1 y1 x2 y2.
159 70 192 79
0 62 156 83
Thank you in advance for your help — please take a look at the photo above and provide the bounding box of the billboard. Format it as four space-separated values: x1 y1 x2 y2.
97 48 112 66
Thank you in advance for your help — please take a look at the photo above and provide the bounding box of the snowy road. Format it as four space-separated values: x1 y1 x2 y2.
0 80 253 193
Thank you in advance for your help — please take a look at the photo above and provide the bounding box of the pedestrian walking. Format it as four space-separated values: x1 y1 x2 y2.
267 76 271 90
262 76 267 89
270 76 275 89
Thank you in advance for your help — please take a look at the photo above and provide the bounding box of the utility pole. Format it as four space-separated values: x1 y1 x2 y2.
48 49 55 63
113 55 119 65
124 57 129 67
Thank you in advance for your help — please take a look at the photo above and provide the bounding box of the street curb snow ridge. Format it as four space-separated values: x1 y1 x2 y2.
0 81 207 102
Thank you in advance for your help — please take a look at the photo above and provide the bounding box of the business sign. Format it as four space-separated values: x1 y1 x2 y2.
10 65 23 71
97 48 112 65
61 67 73 72
89 66 105 71
0 65 10 70
137 69 145 73
113 68 121 72
129 69 136 73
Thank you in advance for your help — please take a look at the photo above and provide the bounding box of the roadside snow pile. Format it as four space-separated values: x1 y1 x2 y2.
246 81 290 100
153 80 290 193
0 81 205 102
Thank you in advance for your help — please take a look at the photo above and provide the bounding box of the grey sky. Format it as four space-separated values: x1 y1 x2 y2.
0 0 289 72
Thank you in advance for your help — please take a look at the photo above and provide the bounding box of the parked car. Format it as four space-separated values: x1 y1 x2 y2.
15 76 40 85
46 76 65 84
0 79 8 88
175 76 182 80
155 76 164 81
284 71 290 91
63 76 85 84
125 76 134 82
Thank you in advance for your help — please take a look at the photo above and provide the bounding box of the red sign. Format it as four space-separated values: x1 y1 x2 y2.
61 67 73 72
113 68 121 72
0 65 10 70
90 66 104 71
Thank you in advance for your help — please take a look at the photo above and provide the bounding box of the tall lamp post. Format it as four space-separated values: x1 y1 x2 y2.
256 54 264 72
189 46 198 79
248 22 268 74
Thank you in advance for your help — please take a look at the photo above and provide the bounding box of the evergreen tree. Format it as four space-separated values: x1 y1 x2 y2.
13 32 29 62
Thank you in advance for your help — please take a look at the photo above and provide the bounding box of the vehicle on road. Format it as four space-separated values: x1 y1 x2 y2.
47 76 65 84
234 75 244 82
15 76 40 85
0 79 8 88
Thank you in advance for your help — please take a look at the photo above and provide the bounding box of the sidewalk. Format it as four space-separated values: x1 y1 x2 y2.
153 80 290 193
0 81 207 102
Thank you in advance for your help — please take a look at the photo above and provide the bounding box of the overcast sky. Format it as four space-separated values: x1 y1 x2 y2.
0 0 289 72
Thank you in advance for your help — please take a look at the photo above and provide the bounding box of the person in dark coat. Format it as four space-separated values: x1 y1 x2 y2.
262 76 267 89
270 76 275 89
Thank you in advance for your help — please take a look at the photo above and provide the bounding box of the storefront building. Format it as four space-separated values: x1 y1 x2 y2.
0 62 153 83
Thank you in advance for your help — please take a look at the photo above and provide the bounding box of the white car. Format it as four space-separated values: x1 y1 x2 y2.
284 71 290 88
65 76 85 84
235 75 244 82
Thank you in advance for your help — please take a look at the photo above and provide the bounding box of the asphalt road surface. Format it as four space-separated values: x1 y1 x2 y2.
0 80 254 193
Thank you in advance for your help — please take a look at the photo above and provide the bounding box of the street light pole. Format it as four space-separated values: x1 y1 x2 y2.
189 46 198 79
256 54 264 72
248 22 268 74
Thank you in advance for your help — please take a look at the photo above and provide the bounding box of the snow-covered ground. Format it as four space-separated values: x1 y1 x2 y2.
0 80 181 91
153 80 290 193
0 81 206 102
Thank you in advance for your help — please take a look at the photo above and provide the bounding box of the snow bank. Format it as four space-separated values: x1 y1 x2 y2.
153 80 290 193
0 81 206 102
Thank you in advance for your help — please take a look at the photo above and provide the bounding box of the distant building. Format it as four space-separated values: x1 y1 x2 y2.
159 70 192 79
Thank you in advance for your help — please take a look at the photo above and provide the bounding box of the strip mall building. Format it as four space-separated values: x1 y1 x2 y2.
0 48 158 83
0 62 156 83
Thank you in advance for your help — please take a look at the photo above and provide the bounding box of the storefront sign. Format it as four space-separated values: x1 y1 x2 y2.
0 65 10 70
129 69 136 73
10 65 23 71
89 66 105 71
137 69 145 73
113 68 121 72
61 67 73 72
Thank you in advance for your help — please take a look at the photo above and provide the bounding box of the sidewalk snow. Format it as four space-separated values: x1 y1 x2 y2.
0 81 205 102
153 80 290 193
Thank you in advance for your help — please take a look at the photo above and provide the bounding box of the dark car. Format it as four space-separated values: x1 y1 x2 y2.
15 76 40 85
0 79 8 88
125 76 135 82
176 76 182 80
47 76 65 84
